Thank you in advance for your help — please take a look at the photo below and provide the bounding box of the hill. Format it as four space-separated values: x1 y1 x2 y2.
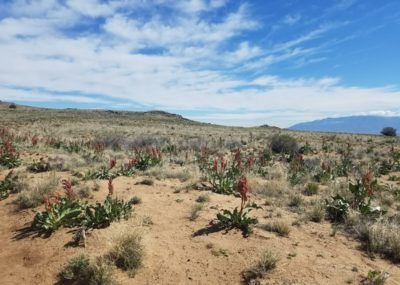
289 115 400 135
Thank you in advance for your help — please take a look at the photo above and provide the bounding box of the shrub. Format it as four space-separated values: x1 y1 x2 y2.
304 182 319 196
15 173 59 209
61 254 116 285
263 220 291 237
27 159 51 173
196 194 210 203
243 250 278 283
288 194 303 208
307 203 325 223
189 203 203 221
356 221 400 262
270 134 298 154
8 103 17 109
109 232 144 276
381 127 396 137
361 270 389 285
60 253 91 282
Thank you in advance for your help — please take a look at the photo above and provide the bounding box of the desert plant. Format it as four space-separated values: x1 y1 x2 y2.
348 172 383 216
196 194 210 203
216 176 260 236
61 254 116 285
15 173 59 209
60 253 91 282
189 203 203 221
0 138 21 168
27 159 51 173
361 270 389 285
325 194 350 222
32 196 84 233
270 134 298 155
304 182 319 196
381 127 396 137
201 155 243 195
263 220 291 236
307 203 325 223
82 196 135 229
130 147 162 171
288 193 303 208
0 171 18 200
243 250 278 283
108 231 144 276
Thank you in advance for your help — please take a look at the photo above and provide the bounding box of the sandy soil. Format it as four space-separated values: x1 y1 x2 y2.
0 173 399 285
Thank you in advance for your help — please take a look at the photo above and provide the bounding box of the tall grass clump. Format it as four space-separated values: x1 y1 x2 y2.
108 231 144 276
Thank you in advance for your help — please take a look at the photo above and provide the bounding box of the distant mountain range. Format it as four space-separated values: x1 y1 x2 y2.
289 115 400 135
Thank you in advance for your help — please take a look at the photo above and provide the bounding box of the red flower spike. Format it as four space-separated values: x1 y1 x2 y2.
108 178 114 196
213 158 218 172
109 158 117 169
62 179 74 199
221 159 227 172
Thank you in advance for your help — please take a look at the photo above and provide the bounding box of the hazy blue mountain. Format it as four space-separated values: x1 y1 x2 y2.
289 116 400 135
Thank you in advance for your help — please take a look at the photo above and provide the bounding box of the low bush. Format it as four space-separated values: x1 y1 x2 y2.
243 250 278 283
304 182 319 196
108 231 144 276
27 159 51 173
381 127 396 137
270 134 298 155
307 203 325 223
263 220 291 237
15 173 59 209
189 203 203 221
60 254 116 285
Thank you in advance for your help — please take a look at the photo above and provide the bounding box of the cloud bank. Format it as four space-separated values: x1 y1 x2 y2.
0 0 399 127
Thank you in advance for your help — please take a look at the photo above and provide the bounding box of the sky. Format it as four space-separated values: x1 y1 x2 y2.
0 0 399 127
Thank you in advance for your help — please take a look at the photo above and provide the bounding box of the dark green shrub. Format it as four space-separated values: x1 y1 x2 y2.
381 127 396 137
270 134 298 154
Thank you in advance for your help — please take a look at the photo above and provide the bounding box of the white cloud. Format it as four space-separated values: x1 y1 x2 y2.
0 0 399 128
283 14 301 25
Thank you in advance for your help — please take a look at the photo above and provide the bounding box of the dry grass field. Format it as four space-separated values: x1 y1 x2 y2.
0 102 399 285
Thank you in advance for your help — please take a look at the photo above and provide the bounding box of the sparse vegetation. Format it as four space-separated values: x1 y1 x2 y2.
1 105 400 284
243 250 278 283
108 231 144 276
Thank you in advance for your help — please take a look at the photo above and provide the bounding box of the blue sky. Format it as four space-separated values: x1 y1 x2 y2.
0 0 399 127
